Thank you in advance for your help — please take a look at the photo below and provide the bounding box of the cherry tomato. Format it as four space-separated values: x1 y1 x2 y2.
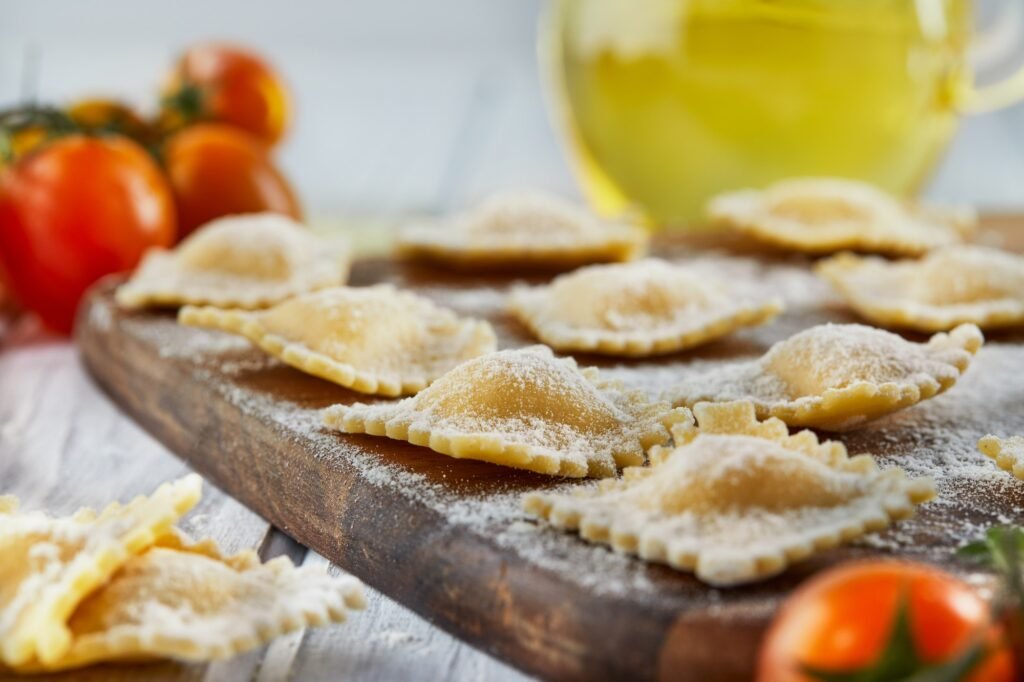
163 43 290 145
0 107 65 170
162 123 301 238
758 561 1015 682
0 127 46 170
66 99 153 143
0 135 176 334
0 267 16 318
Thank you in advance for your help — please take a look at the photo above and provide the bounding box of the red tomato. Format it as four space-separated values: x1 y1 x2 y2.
0 136 176 334
164 43 290 145
0 126 47 171
66 98 154 144
163 123 301 238
758 561 1015 682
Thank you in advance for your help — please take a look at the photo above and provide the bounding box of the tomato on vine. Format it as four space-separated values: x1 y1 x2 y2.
162 122 301 238
160 43 291 145
757 561 1015 682
66 98 155 143
0 129 176 333
0 107 74 170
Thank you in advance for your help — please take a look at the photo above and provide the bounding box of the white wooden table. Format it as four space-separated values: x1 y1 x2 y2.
1 1 1023 679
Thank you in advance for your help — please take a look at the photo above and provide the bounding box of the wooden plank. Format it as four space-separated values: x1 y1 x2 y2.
74 220 1024 681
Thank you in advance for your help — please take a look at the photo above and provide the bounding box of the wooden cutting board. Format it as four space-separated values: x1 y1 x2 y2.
77 218 1024 682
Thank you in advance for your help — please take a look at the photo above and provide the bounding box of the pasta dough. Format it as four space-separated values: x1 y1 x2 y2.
524 401 935 586
663 323 983 431
1 478 366 672
508 259 782 357
395 190 648 269
709 178 975 256
817 247 1024 332
0 476 202 667
32 545 365 671
978 435 1024 481
324 345 690 477
117 213 350 309
180 285 497 396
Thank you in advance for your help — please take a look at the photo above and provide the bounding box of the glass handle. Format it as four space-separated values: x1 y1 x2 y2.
957 0 1024 113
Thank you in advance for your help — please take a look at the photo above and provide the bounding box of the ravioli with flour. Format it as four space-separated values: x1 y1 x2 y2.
180 285 497 396
709 178 975 256
117 213 350 309
0 476 202 668
1 479 366 672
29 544 365 671
663 323 983 431
978 435 1024 481
395 190 648 269
324 345 689 477
508 259 782 357
524 401 935 586
817 247 1024 332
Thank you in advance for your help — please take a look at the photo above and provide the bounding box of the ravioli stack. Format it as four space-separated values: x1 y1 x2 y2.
0 476 365 672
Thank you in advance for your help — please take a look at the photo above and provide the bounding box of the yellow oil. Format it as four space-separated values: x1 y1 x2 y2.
546 0 972 226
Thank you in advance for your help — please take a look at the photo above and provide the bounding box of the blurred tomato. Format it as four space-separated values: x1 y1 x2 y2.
66 99 153 143
0 107 69 170
0 127 46 170
163 123 301 238
758 561 1014 682
0 136 176 333
163 43 290 145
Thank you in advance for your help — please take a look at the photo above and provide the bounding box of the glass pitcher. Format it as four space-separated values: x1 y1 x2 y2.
542 0 1024 227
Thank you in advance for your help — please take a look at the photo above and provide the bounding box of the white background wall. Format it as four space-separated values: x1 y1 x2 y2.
3 0 1023 221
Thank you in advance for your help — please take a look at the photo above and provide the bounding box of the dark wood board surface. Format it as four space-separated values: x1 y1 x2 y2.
77 220 1024 682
